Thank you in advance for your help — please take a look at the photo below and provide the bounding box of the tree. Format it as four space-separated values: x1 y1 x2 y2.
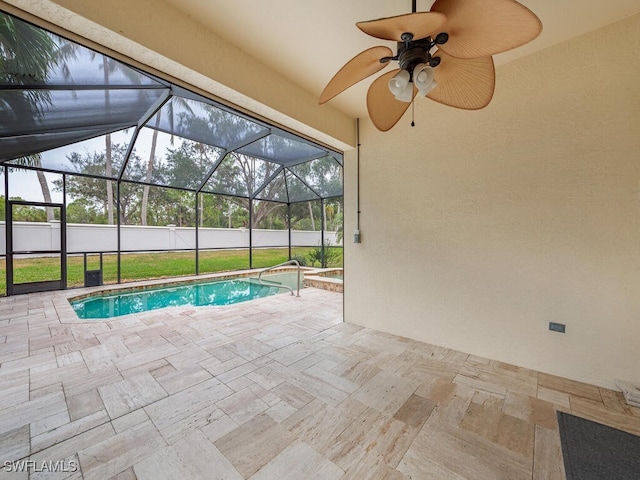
205 152 286 228
97 52 161 224
0 16 53 215
53 144 146 224
102 57 115 224
290 200 322 231
332 210 343 243
1 196 58 222
1 14 56 111
163 139 231 227
285 156 343 231
66 197 106 224
165 100 293 228
251 201 287 230
0 14 72 221
56 144 205 227
140 97 196 226
9 155 55 221
137 186 196 227
163 139 213 190
140 114 161 226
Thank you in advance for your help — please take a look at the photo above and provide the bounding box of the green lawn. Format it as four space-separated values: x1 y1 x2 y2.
0 247 343 295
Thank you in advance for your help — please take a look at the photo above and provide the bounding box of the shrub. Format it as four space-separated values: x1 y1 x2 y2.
306 242 341 268
290 255 307 267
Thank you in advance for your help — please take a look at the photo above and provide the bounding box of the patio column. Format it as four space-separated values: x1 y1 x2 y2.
249 197 253 269
288 203 292 260
116 181 121 284
321 198 325 267
195 192 199 275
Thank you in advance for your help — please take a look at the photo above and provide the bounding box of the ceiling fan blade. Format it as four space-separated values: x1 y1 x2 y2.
356 12 447 42
430 0 542 58
367 69 415 132
319 46 393 104
427 50 495 109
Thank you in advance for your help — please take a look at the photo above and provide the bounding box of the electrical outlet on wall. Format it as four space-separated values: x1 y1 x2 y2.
549 322 566 333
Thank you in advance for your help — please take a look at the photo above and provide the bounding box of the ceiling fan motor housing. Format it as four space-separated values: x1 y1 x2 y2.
397 38 436 80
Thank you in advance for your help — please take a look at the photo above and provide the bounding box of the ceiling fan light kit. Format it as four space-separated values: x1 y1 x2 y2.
413 64 437 96
319 0 543 131
388 69 413 101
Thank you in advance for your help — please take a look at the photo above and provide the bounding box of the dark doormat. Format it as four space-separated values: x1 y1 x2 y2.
557 411 640 480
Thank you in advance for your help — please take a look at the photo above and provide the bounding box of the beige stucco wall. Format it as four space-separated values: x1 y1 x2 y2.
344 14 640 389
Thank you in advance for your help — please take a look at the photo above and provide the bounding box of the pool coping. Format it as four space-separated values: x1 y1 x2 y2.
66 267 304 302
60 267 341 322
304 268 344 293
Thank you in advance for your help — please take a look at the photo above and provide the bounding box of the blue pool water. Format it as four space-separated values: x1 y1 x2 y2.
71 274 297 319
319 270 343 280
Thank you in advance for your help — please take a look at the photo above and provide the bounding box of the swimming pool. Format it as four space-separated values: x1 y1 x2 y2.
316 269 343 280
71 273 299 319
324 273 343 280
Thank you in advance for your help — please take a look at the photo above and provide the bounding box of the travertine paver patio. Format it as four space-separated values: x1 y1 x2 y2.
0 282 639 479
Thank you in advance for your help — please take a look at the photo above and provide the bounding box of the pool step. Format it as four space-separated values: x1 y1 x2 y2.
257 278 283 286
249 275 284 286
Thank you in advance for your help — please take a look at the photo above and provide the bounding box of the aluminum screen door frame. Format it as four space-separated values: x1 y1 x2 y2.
6 200 67 295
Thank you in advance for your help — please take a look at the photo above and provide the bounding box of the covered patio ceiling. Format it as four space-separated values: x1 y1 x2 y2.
162 0 640 119
0 12 343 204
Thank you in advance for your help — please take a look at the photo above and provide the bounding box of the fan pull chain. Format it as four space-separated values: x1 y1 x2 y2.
411 100 415 127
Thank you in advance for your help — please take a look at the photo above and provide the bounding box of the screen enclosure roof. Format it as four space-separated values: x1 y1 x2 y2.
0 12 343 204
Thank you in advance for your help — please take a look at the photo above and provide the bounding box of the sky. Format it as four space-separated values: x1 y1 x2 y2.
3 169 64 203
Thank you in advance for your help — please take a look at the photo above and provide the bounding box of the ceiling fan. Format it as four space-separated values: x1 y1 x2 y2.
319 0 542 131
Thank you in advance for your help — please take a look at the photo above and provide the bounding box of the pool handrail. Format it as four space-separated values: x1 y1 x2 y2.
257 260 301 297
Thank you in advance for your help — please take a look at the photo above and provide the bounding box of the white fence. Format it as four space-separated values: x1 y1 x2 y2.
0 221 340 255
